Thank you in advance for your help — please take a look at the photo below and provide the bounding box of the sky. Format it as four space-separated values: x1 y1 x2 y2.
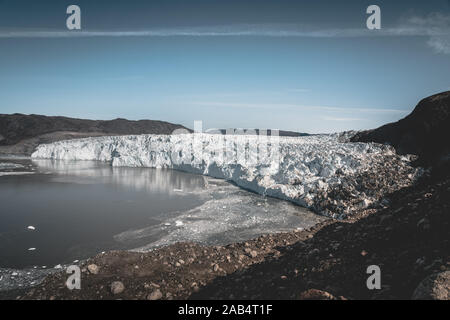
0 0 450 133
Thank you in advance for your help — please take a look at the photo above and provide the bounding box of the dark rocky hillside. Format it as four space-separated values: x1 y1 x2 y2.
0 114 191 155
351 91 450 168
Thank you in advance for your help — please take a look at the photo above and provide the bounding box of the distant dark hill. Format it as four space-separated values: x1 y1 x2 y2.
0 114 191 155
206 128 310 137
351 91 450 167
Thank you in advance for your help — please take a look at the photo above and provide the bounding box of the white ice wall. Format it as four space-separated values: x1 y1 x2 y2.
32 133 417 218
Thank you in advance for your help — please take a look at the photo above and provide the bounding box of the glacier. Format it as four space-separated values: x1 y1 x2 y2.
31 133 420 218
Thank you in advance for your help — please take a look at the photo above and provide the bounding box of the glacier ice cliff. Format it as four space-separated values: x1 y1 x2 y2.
32 133 421 218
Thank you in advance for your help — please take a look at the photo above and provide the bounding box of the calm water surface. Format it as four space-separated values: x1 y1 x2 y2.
0 158 326 269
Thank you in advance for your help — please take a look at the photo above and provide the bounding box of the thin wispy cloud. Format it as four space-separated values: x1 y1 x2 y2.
287 88 311 93
322 116 364 122
0 26 445 38
104 75 145 81
191 101 409 114
177 89 311 100
1 13 449 54
0 28 365 38
428 36 450 54
0 16 448 38
399 13 450 54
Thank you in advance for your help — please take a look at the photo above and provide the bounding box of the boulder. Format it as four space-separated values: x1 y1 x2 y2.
297 289 337 300
412 271 450 300
110 281 125 295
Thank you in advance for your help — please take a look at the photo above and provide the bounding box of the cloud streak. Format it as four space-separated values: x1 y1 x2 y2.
191 101 409 114
1 13 448 54
322 116 364 122
0 27 446 39
0 20 448 39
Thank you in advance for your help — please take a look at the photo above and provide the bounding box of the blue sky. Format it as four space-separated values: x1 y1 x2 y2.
0 0 450 133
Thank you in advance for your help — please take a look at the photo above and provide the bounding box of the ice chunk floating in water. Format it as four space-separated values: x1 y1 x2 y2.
0 162 25 170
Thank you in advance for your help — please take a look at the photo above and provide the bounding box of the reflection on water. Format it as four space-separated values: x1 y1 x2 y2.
0 159 207 269
32 159 207 195
0 159 326 272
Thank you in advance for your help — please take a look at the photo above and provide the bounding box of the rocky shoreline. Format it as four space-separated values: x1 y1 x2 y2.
0 167 448 300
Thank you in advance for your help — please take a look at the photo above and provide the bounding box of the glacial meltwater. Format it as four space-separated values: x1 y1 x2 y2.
0 158 325 272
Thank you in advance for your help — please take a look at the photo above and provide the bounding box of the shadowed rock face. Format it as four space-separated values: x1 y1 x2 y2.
0 114 191 155
351 91 450 167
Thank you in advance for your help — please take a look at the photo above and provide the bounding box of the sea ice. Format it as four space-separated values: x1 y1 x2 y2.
114 178 327 250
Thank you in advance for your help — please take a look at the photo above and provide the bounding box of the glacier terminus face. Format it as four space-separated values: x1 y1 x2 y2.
31 133 421 219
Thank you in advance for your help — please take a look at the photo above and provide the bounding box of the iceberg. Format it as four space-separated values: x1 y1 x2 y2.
32 133 420 218
0 162 25 170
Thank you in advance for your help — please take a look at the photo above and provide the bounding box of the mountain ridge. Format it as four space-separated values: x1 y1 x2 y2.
0 113 192 155
351 91 450 168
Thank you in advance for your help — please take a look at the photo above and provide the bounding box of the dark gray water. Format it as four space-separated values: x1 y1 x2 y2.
0 159 207 268
0 158 325 270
